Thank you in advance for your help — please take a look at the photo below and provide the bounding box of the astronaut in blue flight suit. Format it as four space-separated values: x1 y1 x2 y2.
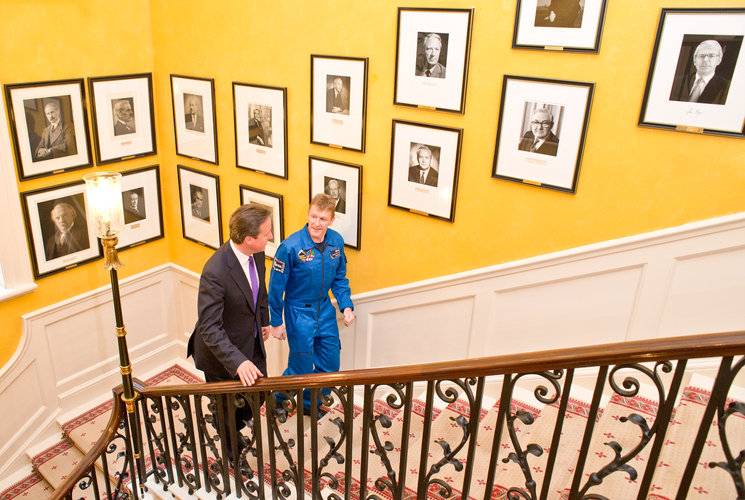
268 194 356 411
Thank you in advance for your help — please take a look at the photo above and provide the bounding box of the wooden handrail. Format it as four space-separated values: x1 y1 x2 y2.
50 386 126 500
142 330 745 397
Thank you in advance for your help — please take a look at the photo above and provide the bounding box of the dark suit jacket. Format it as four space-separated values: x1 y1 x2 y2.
334 197 346 214
326 87 350 113
44 223 88 260
185 113 205 132
114 120 135 136
408 165 439 187
248 118 268 145
35 121 76 161
669 73 731 105
518 131 559 157
123 205 145 224
187 243 269 381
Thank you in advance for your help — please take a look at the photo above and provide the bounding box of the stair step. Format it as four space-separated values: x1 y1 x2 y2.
29 438 112 497
0 472 54 500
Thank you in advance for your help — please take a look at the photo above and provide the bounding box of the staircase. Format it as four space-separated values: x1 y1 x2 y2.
2 333 745 499
0 364 202 500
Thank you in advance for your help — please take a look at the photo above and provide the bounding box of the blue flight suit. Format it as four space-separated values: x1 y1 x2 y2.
268 224 353 409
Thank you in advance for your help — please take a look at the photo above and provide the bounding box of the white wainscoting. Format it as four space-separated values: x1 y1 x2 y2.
343 212 745 370
1 212 744 476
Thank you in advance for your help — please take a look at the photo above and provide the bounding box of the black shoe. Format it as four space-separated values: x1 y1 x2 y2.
303 406 328 418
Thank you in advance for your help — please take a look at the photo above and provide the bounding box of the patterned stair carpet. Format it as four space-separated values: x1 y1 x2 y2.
0 364 202 500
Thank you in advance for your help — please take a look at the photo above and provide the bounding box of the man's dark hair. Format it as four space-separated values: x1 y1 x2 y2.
229 204 271 244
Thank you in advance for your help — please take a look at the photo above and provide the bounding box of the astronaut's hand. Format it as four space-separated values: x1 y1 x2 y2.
270 324 286 340
342 308 356 327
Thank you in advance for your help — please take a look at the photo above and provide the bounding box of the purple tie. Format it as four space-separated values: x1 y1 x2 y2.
248 256 259 306
248 256 259 337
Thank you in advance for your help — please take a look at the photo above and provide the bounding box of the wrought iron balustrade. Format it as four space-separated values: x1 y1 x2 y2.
52 331 745 499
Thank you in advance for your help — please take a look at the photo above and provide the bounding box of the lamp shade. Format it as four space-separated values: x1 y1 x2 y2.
84 172 125 238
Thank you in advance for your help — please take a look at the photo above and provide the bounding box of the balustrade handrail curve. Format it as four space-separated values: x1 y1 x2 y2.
51 386 125 500
51 330 745 498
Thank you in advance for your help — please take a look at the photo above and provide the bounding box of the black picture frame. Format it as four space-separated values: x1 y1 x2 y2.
177 165 223 249
492 75 594 194
4 78 92 180
20 180 102 279
393 8 474 114
118 165 164 251
88 73 157 165
233 82 289 178
512 0 608 53
311 55 369 152
388 120 463 222
309 156 363 250
639 8 745 138
171 75 219 164
239 185 285 259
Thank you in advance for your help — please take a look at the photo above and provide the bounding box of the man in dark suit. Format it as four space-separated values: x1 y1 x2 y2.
248 108 269 146
44 201 89 260
113 99 135 136
534 0 582 28
325 178 346 214
518 108 559 157
184 96 205 131
35 101 76 161
415 33 446 78
670 40 731 105
326 77 350 114
187 204 273 457
123 191 146 224
408 145 439 187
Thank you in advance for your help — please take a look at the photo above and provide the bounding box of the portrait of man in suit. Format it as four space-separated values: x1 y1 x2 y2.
415 33 448 78
669 38 737 105
33 98 77 162
43 199 90 260
122 188 146 224
324 177 347 214
408 144 439 187
112 98 136 136
518 106 560 157
248 106 272 146
326 76 350 115
187 204 273 459
184 93 205 132
191 185 210 222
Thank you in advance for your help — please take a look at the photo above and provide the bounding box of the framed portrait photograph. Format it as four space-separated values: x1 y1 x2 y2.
118 165 163 251
177 165 222 249
4 79 92 180
233 82 288 178
171 75 218 164
309 156 362 250
492 75 594 193
512 0 608 52
394 8 474 114
239 185 284 259
639 8 745 138
88 73 157 165
388 120 462 222
20 180 101 279
311 55 368 152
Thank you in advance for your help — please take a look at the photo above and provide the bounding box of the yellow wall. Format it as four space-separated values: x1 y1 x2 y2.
2 0 744 368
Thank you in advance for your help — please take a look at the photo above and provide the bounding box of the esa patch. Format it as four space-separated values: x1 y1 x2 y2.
272 258 286 273
298 248 315 263
330 248 341 259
